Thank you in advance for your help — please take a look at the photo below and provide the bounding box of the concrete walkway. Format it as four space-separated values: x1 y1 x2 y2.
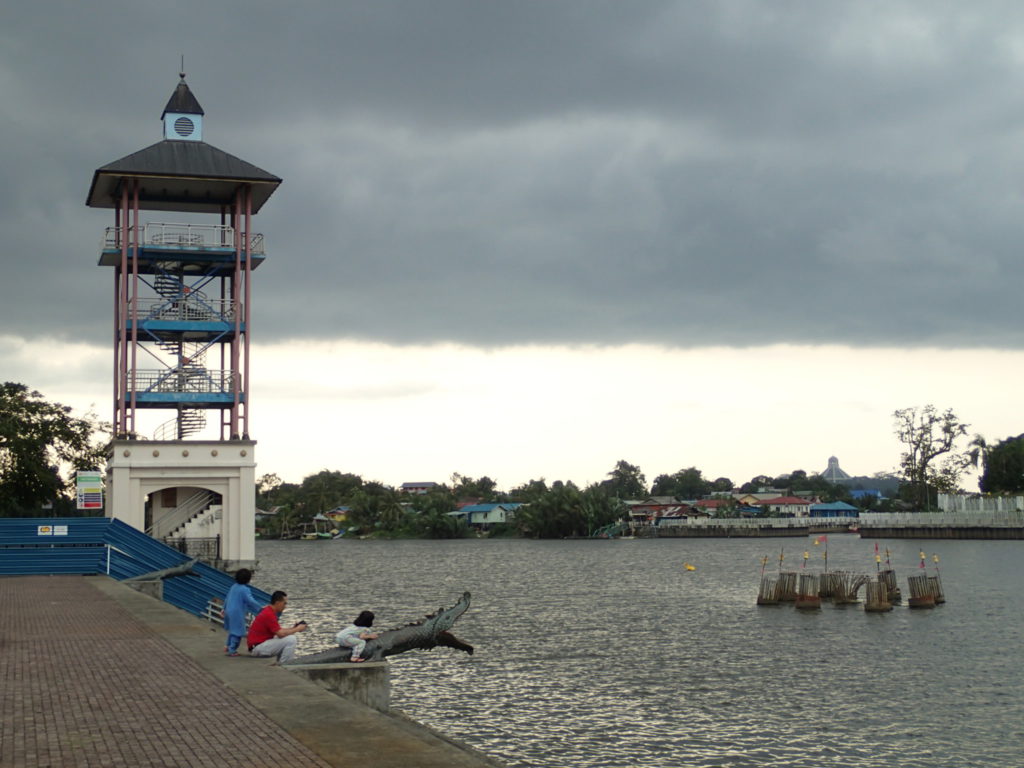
0 575 504 768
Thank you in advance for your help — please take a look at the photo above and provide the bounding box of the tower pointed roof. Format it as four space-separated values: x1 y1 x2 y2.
86 75 280 213
162 73 204 118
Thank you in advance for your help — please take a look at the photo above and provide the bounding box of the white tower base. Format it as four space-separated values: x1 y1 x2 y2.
105 439 257 570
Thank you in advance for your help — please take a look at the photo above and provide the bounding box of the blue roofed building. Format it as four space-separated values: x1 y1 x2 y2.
810 501 860 518
450 503 523 530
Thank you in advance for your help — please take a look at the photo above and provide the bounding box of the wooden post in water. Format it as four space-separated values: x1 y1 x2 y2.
879 569 902 604
907 573 935 608
864 578 893 612
930 554 945 604
757 575 780 605
818 571 838 599
795 573 821 610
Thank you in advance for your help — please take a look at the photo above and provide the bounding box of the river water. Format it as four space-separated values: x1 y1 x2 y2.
253 536 1023 768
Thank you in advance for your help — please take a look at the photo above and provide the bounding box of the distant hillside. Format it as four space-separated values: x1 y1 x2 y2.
838 474 900 495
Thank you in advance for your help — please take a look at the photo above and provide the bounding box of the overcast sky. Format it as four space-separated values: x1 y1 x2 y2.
4 2 1024 488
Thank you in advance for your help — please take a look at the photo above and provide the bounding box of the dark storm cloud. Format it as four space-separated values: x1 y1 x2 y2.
5 1 1024 349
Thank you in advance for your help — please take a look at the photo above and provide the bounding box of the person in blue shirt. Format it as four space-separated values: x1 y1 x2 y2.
223 568 263 656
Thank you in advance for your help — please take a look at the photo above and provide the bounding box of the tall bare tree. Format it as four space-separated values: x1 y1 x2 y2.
893 405 969 510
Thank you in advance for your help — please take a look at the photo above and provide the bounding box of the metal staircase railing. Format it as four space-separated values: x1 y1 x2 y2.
153 408 207 440
0 517 272 618
148 490 216 539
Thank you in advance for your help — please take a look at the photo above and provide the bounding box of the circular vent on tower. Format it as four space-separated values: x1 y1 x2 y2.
174 116 195 137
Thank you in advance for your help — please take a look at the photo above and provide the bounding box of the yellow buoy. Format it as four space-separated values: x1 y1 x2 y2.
684 563 696 571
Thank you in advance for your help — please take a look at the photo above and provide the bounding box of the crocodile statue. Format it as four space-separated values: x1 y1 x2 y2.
286 591 474 664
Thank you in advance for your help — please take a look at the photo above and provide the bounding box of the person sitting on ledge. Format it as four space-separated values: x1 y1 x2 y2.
247 590 307 664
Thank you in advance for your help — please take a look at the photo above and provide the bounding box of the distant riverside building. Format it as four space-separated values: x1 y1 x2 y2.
821 456 851 483
401 482 439 495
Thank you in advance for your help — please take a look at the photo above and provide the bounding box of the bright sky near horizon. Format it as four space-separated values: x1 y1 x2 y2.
5 334 1018 490
4 3 1024 492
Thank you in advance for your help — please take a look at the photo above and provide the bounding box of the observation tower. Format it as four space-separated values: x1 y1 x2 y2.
86 74 281 567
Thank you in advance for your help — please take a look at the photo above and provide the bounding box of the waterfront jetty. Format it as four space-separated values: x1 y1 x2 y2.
657 519 816 538
0 575 503 768
858 511 1024 539
654 512 1024 540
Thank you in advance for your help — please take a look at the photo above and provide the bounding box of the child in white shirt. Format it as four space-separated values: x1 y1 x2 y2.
335 610 378 662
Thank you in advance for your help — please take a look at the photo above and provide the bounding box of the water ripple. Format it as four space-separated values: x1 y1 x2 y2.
255 537 1024 768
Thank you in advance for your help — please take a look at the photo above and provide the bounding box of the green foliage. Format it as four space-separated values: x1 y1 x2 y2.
710 477 734 492
508 478 548 503
514 481 625 538
739 475 774 494
0 383 108 516
978 434 1024 494
450 473 503 502
651 467 711 499
348 485 407 532
600 460 646 500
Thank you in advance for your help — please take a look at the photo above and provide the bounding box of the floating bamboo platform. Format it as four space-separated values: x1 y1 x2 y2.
907 573 936 608
795 573 821 610
864 578 893 612
878 569 902 604
776 571 798 602
818 571 839 599
757 575 780 605
831 571 869 605
756 558 947 612
928 574 946 605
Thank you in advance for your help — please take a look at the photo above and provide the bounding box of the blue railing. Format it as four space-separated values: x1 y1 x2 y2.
0 517 271 617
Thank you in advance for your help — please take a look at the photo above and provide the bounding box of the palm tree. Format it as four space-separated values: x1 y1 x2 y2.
967 434 989 474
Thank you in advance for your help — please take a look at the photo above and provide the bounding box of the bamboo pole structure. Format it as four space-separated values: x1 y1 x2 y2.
832 572 869 605
776 571 798 602
795 573 821 610
879 569 902 604
907 573 936 608
757 575 780 605
864 579 893 612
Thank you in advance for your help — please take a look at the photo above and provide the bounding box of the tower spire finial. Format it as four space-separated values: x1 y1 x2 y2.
179 54 186 82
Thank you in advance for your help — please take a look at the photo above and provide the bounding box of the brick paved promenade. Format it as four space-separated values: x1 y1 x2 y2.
0 575 502 768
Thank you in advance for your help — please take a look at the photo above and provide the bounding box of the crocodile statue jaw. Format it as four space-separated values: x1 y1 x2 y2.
287 591 473 665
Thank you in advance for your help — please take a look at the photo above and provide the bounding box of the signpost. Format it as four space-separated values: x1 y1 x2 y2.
76 471 104 511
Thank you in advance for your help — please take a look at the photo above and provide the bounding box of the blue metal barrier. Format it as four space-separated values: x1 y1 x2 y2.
0 517 271 616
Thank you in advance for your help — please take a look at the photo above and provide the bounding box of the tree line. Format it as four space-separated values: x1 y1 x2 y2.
4 383 1024 533
256 460 887 540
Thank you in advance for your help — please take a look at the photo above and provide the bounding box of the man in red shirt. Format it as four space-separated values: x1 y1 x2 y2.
247 590 307 663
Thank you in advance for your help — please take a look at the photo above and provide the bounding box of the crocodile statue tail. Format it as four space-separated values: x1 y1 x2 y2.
288 591 473 665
